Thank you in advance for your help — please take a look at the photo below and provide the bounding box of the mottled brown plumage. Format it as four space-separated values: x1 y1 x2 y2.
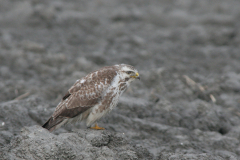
42 64 140 132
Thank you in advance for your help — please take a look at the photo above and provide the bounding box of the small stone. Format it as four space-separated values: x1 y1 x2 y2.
22 41 45 53
85 131 110 147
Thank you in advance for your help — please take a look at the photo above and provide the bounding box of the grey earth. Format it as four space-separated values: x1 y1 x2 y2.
1 0 240 159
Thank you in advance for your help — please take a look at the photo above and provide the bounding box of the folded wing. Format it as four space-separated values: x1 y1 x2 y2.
42 67 117 132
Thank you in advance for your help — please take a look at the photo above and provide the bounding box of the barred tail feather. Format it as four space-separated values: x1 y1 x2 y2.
42 117 67 132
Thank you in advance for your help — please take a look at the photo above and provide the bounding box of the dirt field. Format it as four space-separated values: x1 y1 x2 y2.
1 0 240 159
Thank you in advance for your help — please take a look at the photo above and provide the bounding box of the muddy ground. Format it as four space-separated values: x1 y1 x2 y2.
1 0 240 159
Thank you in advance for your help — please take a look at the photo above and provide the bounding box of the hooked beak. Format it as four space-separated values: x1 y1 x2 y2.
131 72 140 80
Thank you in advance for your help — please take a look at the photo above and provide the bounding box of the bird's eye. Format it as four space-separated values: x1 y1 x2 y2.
126 71 133 74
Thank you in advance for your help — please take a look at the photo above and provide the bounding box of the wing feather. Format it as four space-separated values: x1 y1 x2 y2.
52 67 117 119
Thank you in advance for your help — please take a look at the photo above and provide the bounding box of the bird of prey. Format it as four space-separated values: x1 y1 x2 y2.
42 64 140 132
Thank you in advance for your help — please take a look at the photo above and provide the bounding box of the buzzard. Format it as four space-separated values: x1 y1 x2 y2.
42 64 140 132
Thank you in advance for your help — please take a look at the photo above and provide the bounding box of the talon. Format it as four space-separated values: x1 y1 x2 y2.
90 123 105 130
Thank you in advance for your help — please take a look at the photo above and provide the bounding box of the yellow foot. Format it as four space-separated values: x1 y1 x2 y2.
90 124 105 130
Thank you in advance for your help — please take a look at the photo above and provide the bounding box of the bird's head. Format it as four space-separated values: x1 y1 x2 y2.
116 64 140 83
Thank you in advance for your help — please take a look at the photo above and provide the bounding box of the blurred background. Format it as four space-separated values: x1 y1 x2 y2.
1 0 240 159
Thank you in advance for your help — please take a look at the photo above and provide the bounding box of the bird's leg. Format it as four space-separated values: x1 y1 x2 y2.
90 123 105 130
